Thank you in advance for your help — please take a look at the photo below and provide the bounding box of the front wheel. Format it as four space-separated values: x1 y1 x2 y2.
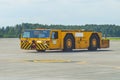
63 35 75 52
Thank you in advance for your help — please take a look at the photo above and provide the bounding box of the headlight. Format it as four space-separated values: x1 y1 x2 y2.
37 41 42 43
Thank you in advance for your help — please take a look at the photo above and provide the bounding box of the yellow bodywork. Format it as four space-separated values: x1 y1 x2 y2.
20 29 109 51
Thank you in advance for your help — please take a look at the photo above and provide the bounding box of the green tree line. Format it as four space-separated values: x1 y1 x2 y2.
0 23 120 38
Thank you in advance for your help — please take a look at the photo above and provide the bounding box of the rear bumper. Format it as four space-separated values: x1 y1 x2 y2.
100 39 110 48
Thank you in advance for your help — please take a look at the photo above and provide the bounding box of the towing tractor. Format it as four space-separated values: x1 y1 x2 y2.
20 29 109 52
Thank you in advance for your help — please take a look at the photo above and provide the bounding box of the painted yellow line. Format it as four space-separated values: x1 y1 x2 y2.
26 59 72 63
97 65 120 70
24 59 88 64
76 61 87 64
114 67 120 69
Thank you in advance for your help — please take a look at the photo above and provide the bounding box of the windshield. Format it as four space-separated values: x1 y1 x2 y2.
22 30 50 38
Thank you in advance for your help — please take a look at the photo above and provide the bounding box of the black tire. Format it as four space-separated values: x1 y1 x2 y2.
63 35 75 52
88 35 99 51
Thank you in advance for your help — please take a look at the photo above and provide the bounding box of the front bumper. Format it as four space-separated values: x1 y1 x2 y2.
21 40 49 50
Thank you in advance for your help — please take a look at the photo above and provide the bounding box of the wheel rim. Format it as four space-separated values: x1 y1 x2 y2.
66 39 72 48
92 38 97 47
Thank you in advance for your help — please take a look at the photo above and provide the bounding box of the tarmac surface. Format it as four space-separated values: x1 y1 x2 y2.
0 38 120 80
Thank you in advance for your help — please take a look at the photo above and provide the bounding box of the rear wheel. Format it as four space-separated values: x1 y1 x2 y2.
63 35 75 52
88 35 99 51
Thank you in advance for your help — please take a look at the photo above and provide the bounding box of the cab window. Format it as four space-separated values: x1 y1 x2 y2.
52 32 58 39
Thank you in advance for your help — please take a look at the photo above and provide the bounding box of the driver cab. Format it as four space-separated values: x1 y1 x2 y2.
50 30 61 49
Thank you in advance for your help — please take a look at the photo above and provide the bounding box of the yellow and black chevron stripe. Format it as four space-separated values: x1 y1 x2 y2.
34 42 49 50
21 41 32 50
21 41 49 50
